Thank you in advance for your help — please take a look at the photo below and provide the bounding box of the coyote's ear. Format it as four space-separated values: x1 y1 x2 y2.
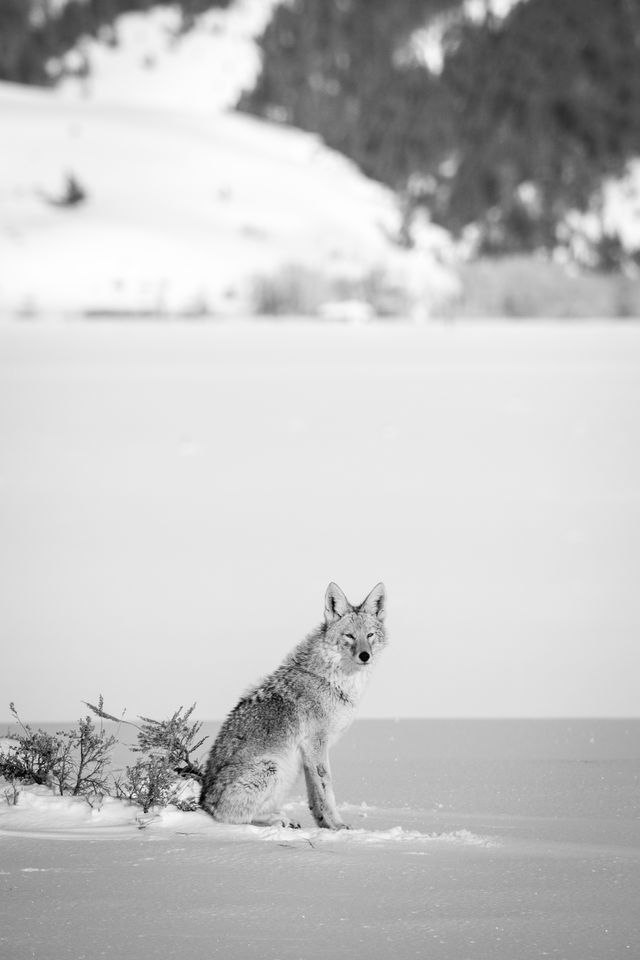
360 582 386 620
325 582 351 623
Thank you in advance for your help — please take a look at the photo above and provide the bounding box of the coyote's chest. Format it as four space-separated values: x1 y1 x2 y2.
322 705 356 745
318 670 370 743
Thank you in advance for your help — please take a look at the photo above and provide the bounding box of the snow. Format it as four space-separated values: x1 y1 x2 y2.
561 160 640 265
2 720 639 960
463 0 527 24
33 0 85 13
4 826 636 960
601 163 640 251
0 1 457 318
1 321 639 721
0 79 454 318
0 782 493 846
53 1 282 115
396 0 528 75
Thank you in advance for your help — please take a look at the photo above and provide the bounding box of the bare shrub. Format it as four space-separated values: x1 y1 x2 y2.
133 705 207 779
86 701 207 782
114 756 175 813
252 264 332 316
86 700 208 812
3 699 208 813
3 700 117 800
251 262 416 319
1 709 60 786
3 780 20 806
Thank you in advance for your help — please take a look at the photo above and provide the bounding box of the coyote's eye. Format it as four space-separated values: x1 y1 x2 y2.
344 633 355 640
366 632 374 639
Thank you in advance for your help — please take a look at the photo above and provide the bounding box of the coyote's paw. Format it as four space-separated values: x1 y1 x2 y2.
252 814 301 829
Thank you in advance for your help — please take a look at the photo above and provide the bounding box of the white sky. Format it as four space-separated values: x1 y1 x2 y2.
1 322 639 721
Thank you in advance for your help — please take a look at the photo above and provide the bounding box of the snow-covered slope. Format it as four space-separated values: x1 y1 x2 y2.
52 1 280 115
561 162 640 267
0 2 457 319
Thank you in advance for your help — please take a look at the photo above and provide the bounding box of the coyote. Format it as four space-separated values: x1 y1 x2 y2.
200 582 387 830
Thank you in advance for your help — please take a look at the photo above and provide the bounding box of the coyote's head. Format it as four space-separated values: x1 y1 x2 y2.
323 582 387 669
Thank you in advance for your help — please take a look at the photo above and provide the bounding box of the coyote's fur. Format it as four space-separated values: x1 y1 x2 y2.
200 582 387 829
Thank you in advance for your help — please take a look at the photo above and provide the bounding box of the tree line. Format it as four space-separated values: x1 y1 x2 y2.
3 0 640 265
242 0 640 265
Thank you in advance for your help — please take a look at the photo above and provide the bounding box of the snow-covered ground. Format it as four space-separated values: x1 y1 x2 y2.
0 1 456 319
2 719 639 960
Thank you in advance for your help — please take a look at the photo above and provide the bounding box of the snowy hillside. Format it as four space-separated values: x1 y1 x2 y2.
561 161 640 266
0 1 457 319
52 2 280 115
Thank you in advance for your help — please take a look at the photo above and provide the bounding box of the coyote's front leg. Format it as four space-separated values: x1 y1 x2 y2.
301 741 349 830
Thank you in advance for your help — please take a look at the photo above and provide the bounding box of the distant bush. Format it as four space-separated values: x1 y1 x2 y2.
43 173 88 209
451 256 640 320
252 264 332 316
251 263 414 319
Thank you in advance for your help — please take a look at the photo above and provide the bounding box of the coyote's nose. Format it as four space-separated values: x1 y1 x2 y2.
358 651 370 663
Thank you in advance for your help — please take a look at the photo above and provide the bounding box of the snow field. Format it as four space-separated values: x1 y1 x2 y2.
0 779 494 850
2 720 639 959
1 321 639 720
2 776 639 960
